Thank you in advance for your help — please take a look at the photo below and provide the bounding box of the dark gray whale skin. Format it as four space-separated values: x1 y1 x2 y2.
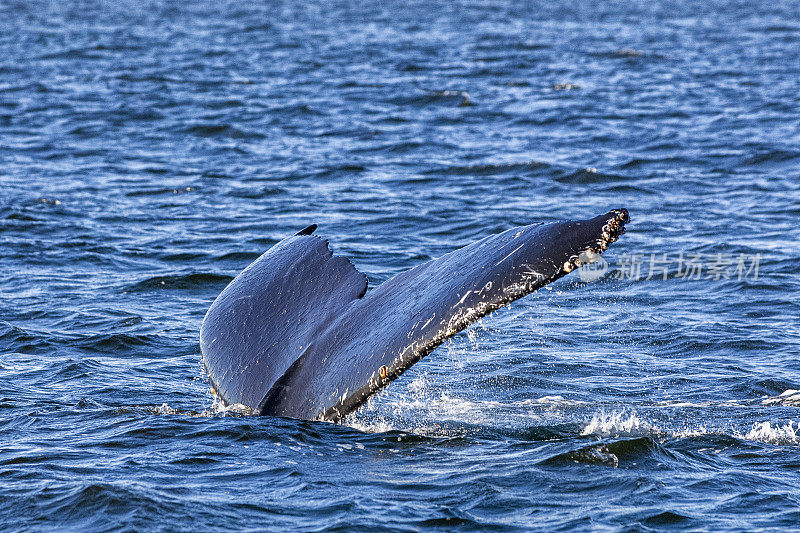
201 209 629 421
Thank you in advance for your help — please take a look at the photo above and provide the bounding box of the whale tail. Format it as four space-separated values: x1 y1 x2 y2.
201 209 629 420
200 226 367 409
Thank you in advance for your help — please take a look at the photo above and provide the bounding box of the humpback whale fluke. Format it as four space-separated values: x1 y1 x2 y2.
201 209 629 421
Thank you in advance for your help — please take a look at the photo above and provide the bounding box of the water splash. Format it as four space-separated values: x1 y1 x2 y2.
581 410 650 436
149 398 253 417
762 389 800 406
742 421 799 445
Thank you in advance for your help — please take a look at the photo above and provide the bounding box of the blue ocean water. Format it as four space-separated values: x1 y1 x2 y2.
2 0 799 530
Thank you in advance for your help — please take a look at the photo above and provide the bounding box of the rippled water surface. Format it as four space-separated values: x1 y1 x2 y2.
2 0 800 530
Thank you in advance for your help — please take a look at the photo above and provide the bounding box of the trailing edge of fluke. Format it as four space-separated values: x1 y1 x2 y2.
200 209 629 421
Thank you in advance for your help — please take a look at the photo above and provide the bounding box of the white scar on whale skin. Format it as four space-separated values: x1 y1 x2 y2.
420 315 436 330
455 290 473 307
521 266 546 281
495 243 526 266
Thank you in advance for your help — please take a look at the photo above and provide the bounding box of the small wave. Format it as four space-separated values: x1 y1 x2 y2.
643 511 692 526
555 167 627 184
215 251 262 262
43 482 167 529
422 160 549 177
204 98 245 110
44 358 103 383
5 211 43 222
543 437 659 467
547 444 621 467
227 186 287 199
591 48 645 59
618 156 681 169
352 140 458 155
36 47 109 60
125 186 197 197
390 90 475 108
762 389 800 406
76 333 152 352
764 24 799 32
159 252 207 262
742 149 799 166
270 103 326 116
0 321 44 345
182 124 266 139
123 273 233 292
